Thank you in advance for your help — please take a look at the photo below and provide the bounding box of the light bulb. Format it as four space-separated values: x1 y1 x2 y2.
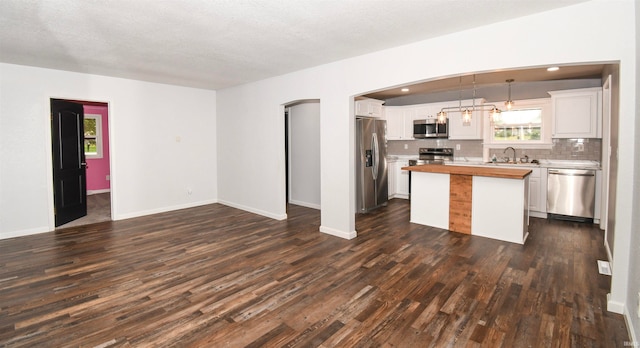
505 100 514 110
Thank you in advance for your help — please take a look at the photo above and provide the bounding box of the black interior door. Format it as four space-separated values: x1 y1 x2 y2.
51 99 87 227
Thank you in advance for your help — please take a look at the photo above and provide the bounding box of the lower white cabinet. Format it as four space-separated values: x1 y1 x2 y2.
387 159 409 199
387 160 397 198
397 161 410 199
477 165 547 217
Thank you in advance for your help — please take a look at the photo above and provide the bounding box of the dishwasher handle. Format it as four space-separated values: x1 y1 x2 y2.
548 169 595 177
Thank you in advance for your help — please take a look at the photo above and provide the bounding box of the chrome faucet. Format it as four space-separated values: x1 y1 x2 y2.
504 147 516 163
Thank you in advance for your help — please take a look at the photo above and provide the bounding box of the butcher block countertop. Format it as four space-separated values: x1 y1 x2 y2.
402 164 532 179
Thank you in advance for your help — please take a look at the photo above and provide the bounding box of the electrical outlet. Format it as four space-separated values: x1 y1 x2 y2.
456 144 461 150
404 144 408 150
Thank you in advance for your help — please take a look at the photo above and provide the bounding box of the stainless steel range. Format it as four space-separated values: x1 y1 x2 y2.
407 148 453 198
409 147 454 166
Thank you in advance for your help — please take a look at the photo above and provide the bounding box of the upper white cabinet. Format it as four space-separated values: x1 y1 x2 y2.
385 106 415 140
549 87 602 138
355 98 385 118
446 99 485 140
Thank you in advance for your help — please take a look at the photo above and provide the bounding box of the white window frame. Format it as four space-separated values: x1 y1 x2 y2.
84 114 103 159
483 98 553 150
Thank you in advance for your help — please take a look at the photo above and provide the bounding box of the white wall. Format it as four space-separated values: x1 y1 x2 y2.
288 101 321 209
216 0 637 335
627 0 640 342
0 63 217 239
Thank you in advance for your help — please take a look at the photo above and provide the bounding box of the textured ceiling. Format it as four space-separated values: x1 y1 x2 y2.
0 0 589 90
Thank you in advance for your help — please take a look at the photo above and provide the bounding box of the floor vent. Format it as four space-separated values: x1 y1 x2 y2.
597 260 611 275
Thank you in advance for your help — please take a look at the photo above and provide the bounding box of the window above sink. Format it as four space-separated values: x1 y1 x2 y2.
483 98 553 149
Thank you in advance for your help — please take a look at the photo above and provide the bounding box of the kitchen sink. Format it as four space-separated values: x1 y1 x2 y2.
484 161 540 167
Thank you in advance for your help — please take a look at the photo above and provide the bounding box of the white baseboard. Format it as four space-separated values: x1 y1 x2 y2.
87 189 111 195
288 200 320 210
624 306 639 347
217 200 287 220
530 211 547 219
320 225 357 240
607 293 625 314
1 226 51 240
114 199 218 221
389 194 409 200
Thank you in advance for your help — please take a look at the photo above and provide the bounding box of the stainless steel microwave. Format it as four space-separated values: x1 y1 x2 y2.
413 119 448 138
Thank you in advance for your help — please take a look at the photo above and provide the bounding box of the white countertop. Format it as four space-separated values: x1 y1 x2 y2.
390 155 601 170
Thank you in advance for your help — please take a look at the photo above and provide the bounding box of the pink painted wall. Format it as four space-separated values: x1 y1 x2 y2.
83 104 110 192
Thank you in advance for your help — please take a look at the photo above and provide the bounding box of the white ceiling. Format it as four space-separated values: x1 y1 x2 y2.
0 0 589 91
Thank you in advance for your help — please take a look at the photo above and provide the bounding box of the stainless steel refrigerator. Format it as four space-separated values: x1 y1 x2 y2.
356 118 388 213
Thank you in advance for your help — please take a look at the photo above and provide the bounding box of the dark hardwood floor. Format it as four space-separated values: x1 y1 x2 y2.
0 199 628 347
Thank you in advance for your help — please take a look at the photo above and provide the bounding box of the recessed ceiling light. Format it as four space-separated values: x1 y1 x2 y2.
401 88 410 92
547 66 560 72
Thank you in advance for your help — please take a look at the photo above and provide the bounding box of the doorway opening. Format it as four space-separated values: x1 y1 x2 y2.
284 100 321 213
51 99 112 229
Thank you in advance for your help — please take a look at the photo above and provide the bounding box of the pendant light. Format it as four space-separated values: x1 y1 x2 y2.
505 79 515 110
437 110 447 124
436 74 503 124
489 106 501 124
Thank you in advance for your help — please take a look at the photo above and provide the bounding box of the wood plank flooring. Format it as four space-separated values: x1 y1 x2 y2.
0 199 629 347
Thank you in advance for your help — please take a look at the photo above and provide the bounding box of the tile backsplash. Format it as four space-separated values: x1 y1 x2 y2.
387 138 602 162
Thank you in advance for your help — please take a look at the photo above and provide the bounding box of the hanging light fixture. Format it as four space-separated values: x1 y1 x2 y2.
436 75 503 124
437 110 447 124
489 106 501 123
505 79 515 110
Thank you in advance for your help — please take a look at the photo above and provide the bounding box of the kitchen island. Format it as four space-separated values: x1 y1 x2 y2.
402 164 532 244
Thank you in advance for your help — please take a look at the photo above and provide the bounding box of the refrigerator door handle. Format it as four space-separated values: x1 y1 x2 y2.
372 133 378 180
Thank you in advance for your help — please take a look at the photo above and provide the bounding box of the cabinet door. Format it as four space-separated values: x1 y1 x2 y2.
355 99 385 117
550 89 600 138
387 160 397 198
396 161 410 198
448 108 484 139
355 100 369 117
529 177 540 212
369 102 384 118
385 107 405 140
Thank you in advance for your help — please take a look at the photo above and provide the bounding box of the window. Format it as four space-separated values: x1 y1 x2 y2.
84 114 103 158
485 98 552 148
493 109 542 141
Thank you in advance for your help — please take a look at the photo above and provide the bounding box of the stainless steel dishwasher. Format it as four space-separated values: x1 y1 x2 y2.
547 168 596 221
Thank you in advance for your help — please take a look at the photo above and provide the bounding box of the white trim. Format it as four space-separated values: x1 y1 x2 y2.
607 293 625 314
624 305 639 347
288 200 320 210
320 225 357 239
605 239 613 265
87 189 111 195
216 200 287 221
113 199 218 221
1 226 51 240
483 98 553 148
84 113 103 159
529 211 547 219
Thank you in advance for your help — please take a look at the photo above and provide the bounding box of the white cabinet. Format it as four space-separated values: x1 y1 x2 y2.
528 168 547 216
355 98 385 118
387 159 409 199
384 106 414 140
387 159 397 198
549 88 602 138
485 165 547 217
445 99 484 140
397 161 410 199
